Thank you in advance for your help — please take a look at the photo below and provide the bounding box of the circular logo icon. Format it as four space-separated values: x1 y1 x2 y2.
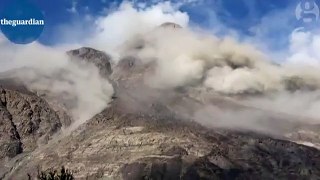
0 0 45 44
296 0 320 23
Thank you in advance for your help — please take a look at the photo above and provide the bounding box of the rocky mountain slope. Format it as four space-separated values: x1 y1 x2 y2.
0 84 64 178
5 102 320 179
1 30 320 179
67 47 113 77
0 86 62 158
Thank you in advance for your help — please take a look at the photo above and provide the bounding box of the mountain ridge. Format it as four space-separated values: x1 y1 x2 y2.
1 46 320 179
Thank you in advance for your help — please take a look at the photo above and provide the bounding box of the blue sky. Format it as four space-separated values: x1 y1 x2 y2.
0 0 317 49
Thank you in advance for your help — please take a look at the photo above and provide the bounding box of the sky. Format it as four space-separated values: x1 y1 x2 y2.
0 0 319 55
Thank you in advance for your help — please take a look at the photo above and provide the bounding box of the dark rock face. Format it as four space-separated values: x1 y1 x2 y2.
67 47 113 77
0 87 62 159
121 157 182 180
0 100 22 159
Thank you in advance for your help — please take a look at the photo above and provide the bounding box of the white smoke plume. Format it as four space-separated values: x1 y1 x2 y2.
118 24 320 96
88 1 189 52
1 1 320 136
0 41 114 130
89 2 320 135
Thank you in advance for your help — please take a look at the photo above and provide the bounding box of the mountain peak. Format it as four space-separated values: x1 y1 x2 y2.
67 47 113 77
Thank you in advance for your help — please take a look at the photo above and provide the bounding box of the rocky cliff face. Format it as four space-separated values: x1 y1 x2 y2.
1 46 320 180
0 86 62 161
67 47 113 77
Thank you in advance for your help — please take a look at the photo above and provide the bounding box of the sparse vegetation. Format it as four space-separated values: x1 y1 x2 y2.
28 166 74 180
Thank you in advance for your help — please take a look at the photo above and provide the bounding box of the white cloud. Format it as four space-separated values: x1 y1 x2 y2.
67 0 78 14
286 29 320 66
87 1 189 51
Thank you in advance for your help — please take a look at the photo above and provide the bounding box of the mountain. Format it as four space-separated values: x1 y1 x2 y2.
6 100 320 179
0 84 63 177
0 20 320 180
0 48 320 180
67 47 113 78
